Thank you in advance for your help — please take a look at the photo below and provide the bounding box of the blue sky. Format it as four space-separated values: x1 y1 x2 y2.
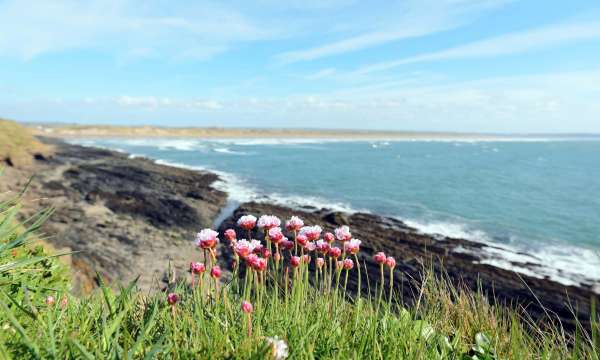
1 0 600 133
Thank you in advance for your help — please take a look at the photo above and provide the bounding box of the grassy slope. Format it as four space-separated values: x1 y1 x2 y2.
0 118 52 167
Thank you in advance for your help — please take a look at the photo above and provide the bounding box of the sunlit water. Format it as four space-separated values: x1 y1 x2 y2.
70 137 600 285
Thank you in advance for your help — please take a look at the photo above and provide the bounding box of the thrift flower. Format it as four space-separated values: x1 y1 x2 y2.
344 239 362 255
316 257 325 269
234 240 252 258
237 215 257 230
296 233 308 246
300 225 322 241
190 262 206 274
241 300 253 314
335 225 352 241
343 258 354 270
281 239 294 251
196 229 219 249
210 266 222 279
261 248 272 259
302 254 311 264
257 215 281 229
386 256 396 268
224 229 237 242
323 232 335 243
250 239 263 253
336 260 344 270
268 227 284 243
290 256 301 268
45 295 55 306
374 252 387 265
246 254 259 268
304 241 316 252
167 293 179 305
315 239 330 254
285 216 304 232
254 258 267 271
328 246 341 258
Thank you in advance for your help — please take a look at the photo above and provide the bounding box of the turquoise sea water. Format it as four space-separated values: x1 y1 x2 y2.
72 137 600 284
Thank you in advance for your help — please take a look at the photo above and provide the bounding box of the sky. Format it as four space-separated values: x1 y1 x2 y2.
1 0 600 133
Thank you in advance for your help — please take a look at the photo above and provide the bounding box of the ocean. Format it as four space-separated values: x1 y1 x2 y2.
70 137 600 286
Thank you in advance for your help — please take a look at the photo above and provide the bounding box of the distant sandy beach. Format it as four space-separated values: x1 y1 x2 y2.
27 124 571 141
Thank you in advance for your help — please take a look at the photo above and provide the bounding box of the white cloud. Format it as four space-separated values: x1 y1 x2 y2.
275 0 512 63
356 21 600 74
304 68 337 80
0 0 273 60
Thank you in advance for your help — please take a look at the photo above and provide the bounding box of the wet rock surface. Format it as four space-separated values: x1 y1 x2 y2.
3 139 226 293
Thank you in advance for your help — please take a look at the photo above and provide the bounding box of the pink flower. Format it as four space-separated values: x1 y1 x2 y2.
343 239 361 255
268 227 284 243
316 258 325 269
285 216 304 232
290 256 301 268
234 240 252 258
257 215 281 229
328 246 341 258
281 239 294 251
302 254 311 264
210 266 222 279
254 258 267 271
274 252 282 262
300 226 322 241
237 215 257 230
261 248 272 259
386 256 396 268
224 229 237 242
246 254 260 268
250 239 263 253
296 233 308 246
373 252 387 265
304 241 316 252
323 232 335 243
60 296 68 308
335 225 352 241
167 293 178 305
343 258 354 270
336 260 344 270
190 262 206 274
196 229 219 249
315 239 330 254
241 300 253 314
45 295 55 306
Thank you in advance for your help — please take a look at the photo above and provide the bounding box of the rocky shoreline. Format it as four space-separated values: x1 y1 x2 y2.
2 138 597 330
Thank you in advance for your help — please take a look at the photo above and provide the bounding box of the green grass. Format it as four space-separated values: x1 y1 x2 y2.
0 119 52 167
0 185 599 359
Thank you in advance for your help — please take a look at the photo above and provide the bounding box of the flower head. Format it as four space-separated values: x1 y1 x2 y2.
257 215 281 230
224 229 237 242
343 238 361 255
254 257 267 271
316 257 325 269
323 232 335 243
195 229 219 249
335 225 352 241
315 239 330 254
290 256 301 268
190 262 206 274
167 293 178 305
266 336 289 360
281 239 294 251
374 251 387 265
241 300 253 314
336 260 344 270
296 233 308 246
304 241 316 252
234 240 252 258
386 256 396 268
300 225 322 241
285 216 304 232
237 215 257 230
210 266 222 279
261 248 272 259
343 258 354 270
45 295 55 306
250 239 263 253
328 246 342 258
246 254 259 268
302 254 311 264
268 227 284 243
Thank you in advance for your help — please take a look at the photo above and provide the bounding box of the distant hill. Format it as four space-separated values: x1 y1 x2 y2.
0 118 52 167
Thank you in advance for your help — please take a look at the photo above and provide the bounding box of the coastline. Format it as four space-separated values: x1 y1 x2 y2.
2 136 597 331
